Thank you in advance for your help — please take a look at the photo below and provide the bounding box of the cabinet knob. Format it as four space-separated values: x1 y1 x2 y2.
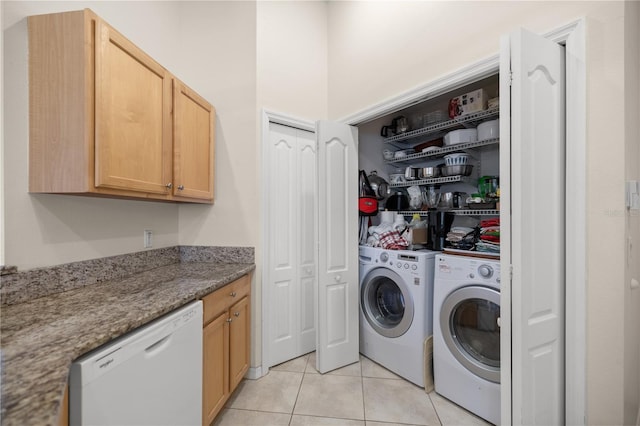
178 185 184 190
234 312 240 317
226 318 233 323
335 275 341 282
165 183 173 189
230 291 237 297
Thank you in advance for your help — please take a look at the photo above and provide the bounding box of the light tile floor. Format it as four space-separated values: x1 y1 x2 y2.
214 352 491 426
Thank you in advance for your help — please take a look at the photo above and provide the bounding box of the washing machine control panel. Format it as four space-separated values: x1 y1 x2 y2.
359 247 434 284
436 255 501 286
392 253 422 272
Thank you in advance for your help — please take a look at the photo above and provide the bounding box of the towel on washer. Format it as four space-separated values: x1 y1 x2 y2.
379 230 409 250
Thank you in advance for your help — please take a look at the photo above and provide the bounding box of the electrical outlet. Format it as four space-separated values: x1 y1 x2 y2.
144 230 153 248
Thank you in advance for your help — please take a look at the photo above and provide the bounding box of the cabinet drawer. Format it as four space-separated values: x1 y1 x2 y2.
228 274 250 302
203 275 250 326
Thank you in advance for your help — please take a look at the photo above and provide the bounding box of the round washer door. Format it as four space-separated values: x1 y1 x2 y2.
361 267 414 338
440 285 500 383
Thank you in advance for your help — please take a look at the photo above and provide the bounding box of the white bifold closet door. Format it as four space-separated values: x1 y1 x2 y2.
500 28 566 425
315 120 359 374
267 122 317 366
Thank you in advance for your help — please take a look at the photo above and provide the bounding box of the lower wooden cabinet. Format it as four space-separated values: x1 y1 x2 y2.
202 311 229 422
59 384 69 426
202 275 251 426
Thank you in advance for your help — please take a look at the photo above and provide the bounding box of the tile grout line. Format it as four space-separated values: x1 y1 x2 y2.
287 354 311 425
426 392 444 426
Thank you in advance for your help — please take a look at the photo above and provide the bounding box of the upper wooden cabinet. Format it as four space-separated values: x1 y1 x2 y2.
28 9 215 203
173 80 215 200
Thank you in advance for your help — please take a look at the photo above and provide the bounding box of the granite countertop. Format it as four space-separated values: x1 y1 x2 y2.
0 260 255 426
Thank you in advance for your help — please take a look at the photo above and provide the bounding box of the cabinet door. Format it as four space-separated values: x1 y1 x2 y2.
58 384 69 426
203 312 229 426
173 80 215 201
94 19 172 194
228 296 250 392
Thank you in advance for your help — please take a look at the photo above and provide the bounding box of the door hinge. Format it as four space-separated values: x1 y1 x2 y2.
508 71 513 87
509 264 513 280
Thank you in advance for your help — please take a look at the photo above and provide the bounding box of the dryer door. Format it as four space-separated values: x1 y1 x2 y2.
440 285 500 383
361 268 414 338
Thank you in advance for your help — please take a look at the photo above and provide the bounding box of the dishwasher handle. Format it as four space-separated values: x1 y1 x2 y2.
144 334 173 357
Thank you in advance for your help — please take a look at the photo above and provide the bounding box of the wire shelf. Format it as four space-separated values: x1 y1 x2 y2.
452 209 500 216
389 175 471 188
395 209 500 217
384 107 499 144
397 211 430 217
386 138 499 164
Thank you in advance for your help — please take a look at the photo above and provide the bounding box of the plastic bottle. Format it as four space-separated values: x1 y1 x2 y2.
409 214 427 247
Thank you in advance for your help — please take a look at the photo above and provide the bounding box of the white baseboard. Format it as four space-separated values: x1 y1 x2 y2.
245 366 267 380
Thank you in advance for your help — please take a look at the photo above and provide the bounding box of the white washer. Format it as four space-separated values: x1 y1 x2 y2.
358 245 437 387
433 254 501 425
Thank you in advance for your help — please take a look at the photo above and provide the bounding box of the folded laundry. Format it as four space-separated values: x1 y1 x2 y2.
474 217 500 252
450 226 476 234
480 235 500 243
480 218 500 228
476 240 500 253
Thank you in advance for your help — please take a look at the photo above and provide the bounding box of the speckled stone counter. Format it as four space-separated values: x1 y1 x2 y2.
0 250 255 426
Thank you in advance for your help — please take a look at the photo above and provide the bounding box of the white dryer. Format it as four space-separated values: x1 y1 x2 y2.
433 254 501 425
358 245 437 387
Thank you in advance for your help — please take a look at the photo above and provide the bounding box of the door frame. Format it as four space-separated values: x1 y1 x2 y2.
260 109 316 374
338 19 586 425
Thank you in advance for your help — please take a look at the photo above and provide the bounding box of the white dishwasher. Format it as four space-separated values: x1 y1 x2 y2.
70 301 203 426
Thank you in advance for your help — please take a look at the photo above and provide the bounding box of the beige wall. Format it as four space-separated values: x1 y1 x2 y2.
257 1 328 120
2 1 184 270
583 3 629 424
325 1 633 423
176 1 257 251
624 2 640 424
326 1 583 121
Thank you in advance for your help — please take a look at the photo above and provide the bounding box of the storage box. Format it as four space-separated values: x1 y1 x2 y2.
448 89 487 118
412 228 428 244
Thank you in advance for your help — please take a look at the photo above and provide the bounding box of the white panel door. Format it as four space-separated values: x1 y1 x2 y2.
297 131 318 352
501 28 566 425
267 123 317 366
316 120 359 374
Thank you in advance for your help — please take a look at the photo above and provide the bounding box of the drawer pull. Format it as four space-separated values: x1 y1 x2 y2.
230 291 237 297
234 312 240 317
226 318 233 323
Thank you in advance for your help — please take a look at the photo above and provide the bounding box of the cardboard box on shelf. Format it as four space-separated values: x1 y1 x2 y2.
448 89 487 119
